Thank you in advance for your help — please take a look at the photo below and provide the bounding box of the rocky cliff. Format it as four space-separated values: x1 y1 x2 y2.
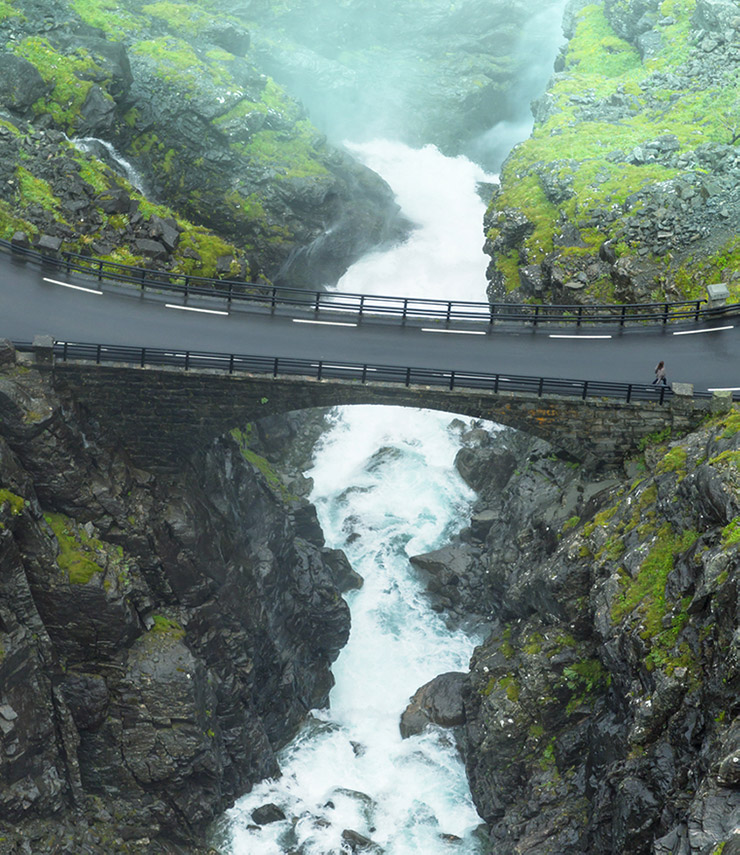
0 343 352 854
408 415 739 854
0 0 407 288
484 0 740 305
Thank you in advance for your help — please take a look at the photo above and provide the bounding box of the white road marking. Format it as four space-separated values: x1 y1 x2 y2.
421 328 486 335
673 326 734 336
165 304 228 316
43 277 101 295
549 334 612 340
293 319 357 327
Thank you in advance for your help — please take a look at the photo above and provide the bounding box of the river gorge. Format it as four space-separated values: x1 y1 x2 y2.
0 0 738 853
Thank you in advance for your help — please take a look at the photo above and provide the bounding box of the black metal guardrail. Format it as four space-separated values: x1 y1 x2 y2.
14 339 706 406
2 238 735 327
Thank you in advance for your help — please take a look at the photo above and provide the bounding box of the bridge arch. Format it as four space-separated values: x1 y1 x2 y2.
45 360 718 473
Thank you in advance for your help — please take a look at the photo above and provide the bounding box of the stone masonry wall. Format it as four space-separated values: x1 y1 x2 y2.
44 358 726 471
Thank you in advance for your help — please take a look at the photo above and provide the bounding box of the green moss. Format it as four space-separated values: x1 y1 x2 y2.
0 490 25 516
612 525 699 637
638 428 672 452
142 1 215 36
499 674 520 702
560 658 611 714
13 37 108 131
655 446 688 477
720 517 740 546
151 614 185 639
562 516 581 533
523 632 544 655
709 449 740 469
45 512 105 585
0 2 24 20
15 167 66 222
69 0 145 37
236 123 331 180
131 36 232 90
486 0 740 295
718 412 740 439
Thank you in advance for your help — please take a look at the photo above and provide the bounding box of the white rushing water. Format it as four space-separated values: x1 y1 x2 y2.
221 141 495 854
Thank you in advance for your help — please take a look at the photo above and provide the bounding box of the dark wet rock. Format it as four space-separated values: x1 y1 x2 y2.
252 803 286 825
0 362 350 851
0 53 46 111
400 671 467 737
341 828 383 853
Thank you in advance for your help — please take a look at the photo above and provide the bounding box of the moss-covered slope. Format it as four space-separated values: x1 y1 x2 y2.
0 0 403 286
484 0 740 305
462 410 740 853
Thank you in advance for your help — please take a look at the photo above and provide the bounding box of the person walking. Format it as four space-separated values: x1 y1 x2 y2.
652 360 667 385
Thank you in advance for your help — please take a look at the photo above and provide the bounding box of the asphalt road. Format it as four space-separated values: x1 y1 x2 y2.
1 251 738 392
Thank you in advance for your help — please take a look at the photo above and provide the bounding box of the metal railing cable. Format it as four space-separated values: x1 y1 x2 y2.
13 339 719 405
2 238 735 327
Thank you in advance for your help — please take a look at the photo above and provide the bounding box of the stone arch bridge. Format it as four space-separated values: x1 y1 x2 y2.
37 352 729 473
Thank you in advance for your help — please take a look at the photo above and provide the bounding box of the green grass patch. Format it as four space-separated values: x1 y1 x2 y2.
68 0 145 37
45 512 105 585
612 525 699 635
0 490 25 516
655 446 688 477
151 614 185 639
13 37 107 131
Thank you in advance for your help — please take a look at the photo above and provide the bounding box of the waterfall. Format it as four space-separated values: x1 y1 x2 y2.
70 136 148 194
215 141 496 854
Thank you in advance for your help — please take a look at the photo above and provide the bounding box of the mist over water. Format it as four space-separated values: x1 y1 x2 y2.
216 2 568 849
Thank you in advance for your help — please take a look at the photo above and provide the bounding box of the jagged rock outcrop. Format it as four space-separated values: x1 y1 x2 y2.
484 0 740 304
406 412 740 853
0 347 351 853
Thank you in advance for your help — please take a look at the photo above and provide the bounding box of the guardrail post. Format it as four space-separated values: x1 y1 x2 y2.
577 306 583 328
489 304 495 328
314 291 321 314
271 288 277 313
405 367 411 386
228 280 233 308
97 259 104 282
317 360 323 380
620 305 626 326
582 380 588 400
663 303 669 325
140 347 145 367
63 340 68 362
361 364 367 383
659 385 666 404
273 357 279 377
626 383 632 403
494 374 499 393
359 294 365 322
538 377 544 396
402 298 408 326
449 371 455 390
694 300 701 322
97 344 102 364
534 305 540 326
185 351 190 371
229 353 234 373
446 302 452 324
